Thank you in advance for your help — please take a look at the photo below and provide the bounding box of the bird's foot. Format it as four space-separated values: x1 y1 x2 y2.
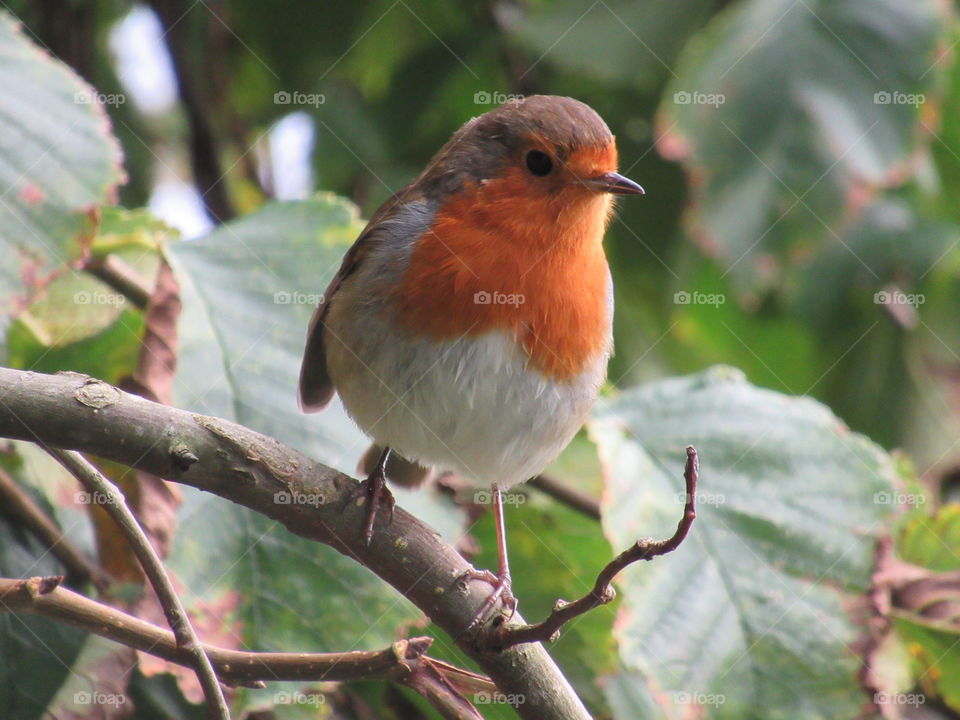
344 467 395 546
460 567 517 634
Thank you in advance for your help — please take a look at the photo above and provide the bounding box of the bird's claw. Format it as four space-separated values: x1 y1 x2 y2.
459 567 517 633
345 473 395 546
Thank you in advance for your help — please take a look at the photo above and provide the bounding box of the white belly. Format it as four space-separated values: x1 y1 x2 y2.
324 320 607 488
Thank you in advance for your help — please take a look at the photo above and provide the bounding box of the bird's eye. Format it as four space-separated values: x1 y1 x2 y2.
525 150 553 177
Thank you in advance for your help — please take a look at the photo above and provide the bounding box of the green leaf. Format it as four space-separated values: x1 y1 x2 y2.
514 0 715 91
898 505 960 572
167 487 422 654
590 366 898 719
792 198 958 332
167 194 365 467
4 207 169 382
0 11 124 315
93 206 174 261
930 22 960 227
659 0 946 289
0 516 87 718
893 614 960 712
6 299 144 382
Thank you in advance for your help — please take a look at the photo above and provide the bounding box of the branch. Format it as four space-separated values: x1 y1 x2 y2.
0 576 492 698
0 465 110 590
528 474 601 520
83 254 153 310
488 446 698 651
0 368 593 720
48 449 231 720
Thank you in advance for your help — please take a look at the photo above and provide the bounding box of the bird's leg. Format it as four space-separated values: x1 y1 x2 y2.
344 446 395 546
462 484 518 632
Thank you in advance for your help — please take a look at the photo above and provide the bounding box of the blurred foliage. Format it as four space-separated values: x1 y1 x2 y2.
0 11 123 323
593 368 898 719
1 1 960 719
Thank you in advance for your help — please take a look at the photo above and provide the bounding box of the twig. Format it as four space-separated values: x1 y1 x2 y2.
0 576 493 698
0 465 111 590
48 449 231 720
527 474 601 520
0 368 595 720
488 446 698 651
399 660 485 720
83 254 153 309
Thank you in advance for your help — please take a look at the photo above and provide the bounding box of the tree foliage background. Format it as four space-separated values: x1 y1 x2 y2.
1 1 959 719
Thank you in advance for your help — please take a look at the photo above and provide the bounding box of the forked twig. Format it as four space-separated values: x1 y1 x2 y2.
487 446 699 651
0 576 493 703
48 449 231 720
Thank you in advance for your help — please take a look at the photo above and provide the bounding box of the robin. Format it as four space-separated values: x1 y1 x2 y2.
299 95 643 629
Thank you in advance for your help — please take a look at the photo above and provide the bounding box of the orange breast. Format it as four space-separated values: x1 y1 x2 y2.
392 168 613 380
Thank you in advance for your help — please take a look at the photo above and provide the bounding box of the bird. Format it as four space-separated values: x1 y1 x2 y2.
298 94 643 630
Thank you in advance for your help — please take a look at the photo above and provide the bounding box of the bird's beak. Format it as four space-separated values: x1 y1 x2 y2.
585 172 645 196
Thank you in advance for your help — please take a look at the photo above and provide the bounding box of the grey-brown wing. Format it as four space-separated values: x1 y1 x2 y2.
297 192 432 412
297 237 368 411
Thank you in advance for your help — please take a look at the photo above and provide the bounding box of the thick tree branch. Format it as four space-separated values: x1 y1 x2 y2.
488 446 698 651
0 367 592 720
49 449 231 720
0 576 492 713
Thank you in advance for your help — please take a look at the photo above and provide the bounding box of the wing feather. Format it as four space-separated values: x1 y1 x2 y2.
297 189 429 412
